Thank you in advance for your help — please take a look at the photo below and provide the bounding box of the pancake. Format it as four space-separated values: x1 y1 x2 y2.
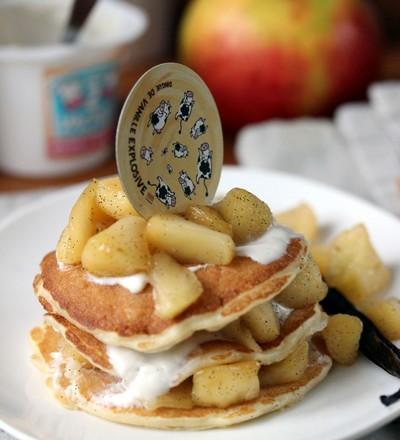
34 235 307 352
30 323 332 430
44 304 327 386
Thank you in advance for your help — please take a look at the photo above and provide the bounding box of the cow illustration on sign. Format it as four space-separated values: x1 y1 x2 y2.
178 170 196 199
175 90 194 134
140 146 153 166
196 143 212 197
147 176 176 208
173 142 189 158
147 100 171 135
190 117 208 139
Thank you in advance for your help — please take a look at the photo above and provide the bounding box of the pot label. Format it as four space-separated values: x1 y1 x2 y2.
44 61 117 158
116 63 223 218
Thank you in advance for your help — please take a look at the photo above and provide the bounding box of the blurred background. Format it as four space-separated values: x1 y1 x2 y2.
0 0 400 213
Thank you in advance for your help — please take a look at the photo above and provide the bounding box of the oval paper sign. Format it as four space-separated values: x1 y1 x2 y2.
116 63 223 218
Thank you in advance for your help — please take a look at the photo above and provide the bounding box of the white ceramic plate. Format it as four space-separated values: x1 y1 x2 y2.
1 167 400 440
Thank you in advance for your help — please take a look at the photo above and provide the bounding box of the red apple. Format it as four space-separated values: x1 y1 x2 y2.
178 0 381 131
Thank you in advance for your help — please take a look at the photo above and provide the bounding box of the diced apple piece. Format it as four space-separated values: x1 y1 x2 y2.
221 320 261 352
96 176 138 219
214 188 273 244
81 216 150 276
360 298 400 341
324 224 391 304
146 214 235 265
192 361 260 408
276 257 327 308
275 203 318 242
92 207 115 232
242 302 280 343
311 244 330 278
185 205 233 237
56 180 99 265
151 252 203 319
259 341 309 387
152 381 193 409
321 314 363 365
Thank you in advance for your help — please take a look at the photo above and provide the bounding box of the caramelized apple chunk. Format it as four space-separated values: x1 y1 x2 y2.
192 361 260 408
242 302 280 343
221 320 261 352
214 188 273 244
321 314 363 366
275 203 318 242
276 257 327 308
81 216 150 276
324 224 391 304
259 341 309 387
311 244 330 277
96 176 138 219
151 252 203 320
146 214 235 265
360 298 400 341
185 205 233 236
57 180 99 265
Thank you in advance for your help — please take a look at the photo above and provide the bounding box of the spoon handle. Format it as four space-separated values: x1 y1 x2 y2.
63 0 97 43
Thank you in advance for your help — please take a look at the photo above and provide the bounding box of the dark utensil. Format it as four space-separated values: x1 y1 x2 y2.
63 0 98 44
321 288 400 406
381 388 400 406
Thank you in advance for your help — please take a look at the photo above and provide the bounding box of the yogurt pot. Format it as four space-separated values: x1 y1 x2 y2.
0 0 147 177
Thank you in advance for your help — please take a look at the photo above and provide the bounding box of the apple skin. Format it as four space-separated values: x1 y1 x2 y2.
178 0 381 131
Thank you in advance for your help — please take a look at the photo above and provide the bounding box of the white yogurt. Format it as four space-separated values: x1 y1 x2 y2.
96 299 295 408
57 260 72 272
82 224 298 293
272 302 293 322
236 223 300 265
85 272 149 294
97 333 216 408
187 264 208 272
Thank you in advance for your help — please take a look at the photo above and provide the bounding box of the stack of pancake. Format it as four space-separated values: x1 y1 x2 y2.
30 182 332 430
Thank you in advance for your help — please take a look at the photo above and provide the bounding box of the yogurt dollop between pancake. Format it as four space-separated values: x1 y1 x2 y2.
34 235 307 352
30 322 332 430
